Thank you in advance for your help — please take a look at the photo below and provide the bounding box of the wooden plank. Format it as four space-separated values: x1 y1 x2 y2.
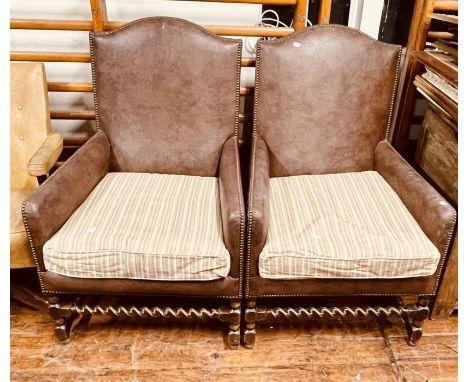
431 13 458 24
10 309 390 376
206 25 293 37
10 302 458 381
90 0 108 32
385 321 458 381
12 51 255 67
396 359 458 381
241 57 256 67
47 82 252 95
51 111 250 122
103 21 293 37
11 365 399 382
10 18 93 31
433 0 458 11
240 87 253 96
292 0 308 30
388 335 457 360
428 31 456 40
11 18 294 37
382 314 458 337
318 0 332 24
50 110 95 120
48 82 93 92
11 51 91 62
432 231 458 319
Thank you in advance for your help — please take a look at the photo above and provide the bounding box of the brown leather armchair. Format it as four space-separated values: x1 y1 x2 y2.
244 26 456 348
23 18 245 348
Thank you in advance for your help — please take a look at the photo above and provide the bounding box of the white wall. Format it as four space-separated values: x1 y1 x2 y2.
348 0 384 39
11 0 261 136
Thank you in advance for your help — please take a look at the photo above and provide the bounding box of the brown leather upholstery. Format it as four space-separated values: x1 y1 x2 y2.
219 136 245 281
246 26 457 298
91 17 241 175
248 275 439 297
23 132 110 273
11 189 35 268
23 18 244 298
255 25 401 177
247 137 269 281
373 141 456 256
373 140 457 292
40 272 239 298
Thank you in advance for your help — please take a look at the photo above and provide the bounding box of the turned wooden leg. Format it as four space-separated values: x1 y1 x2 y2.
403 297 430 346
227 301 241 350
53 317 74 342
48 297 77 343
244 300 257 349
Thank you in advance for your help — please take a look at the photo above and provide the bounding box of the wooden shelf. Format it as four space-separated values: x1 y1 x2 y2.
412 50 457 86
414 75 457 123
430 13 458 24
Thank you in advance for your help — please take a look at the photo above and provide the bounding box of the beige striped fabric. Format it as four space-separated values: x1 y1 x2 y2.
259 171 440 279
43 173 230 281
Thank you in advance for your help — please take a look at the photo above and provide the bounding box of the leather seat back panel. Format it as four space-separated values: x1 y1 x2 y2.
254 26 401 177
91 17 241 175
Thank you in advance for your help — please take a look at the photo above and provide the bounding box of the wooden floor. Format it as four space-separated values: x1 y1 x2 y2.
10 301 457 382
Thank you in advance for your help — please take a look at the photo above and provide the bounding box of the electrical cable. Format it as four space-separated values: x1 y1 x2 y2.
245 9 313 54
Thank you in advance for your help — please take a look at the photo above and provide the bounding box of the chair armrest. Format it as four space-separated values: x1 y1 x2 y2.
28 133 64 177
22 132 110 271
247 137 270 279
219 136 245 279
374 141 456 256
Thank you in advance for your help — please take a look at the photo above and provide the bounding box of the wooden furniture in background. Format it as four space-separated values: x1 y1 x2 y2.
393 0 457 153
11 62 63 310
10 62 63 270
317 0 332 24
393 0 458 320
416 106 457 205
10 0 334 155
432 232 457 319
415 106 458 320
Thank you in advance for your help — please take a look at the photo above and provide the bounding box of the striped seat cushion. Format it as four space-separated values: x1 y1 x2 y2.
43 173 230 281
259 171 440 279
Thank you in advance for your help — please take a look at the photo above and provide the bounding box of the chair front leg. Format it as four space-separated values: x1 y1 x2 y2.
243 300 268 349
219 300 241 349
228 301 241 349
243 300 257 348
402 296 430 346
48 296 77 343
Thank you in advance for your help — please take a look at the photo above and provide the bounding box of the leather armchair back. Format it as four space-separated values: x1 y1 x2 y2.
254 25 401 177
90 17 241 175
10 63 52 190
